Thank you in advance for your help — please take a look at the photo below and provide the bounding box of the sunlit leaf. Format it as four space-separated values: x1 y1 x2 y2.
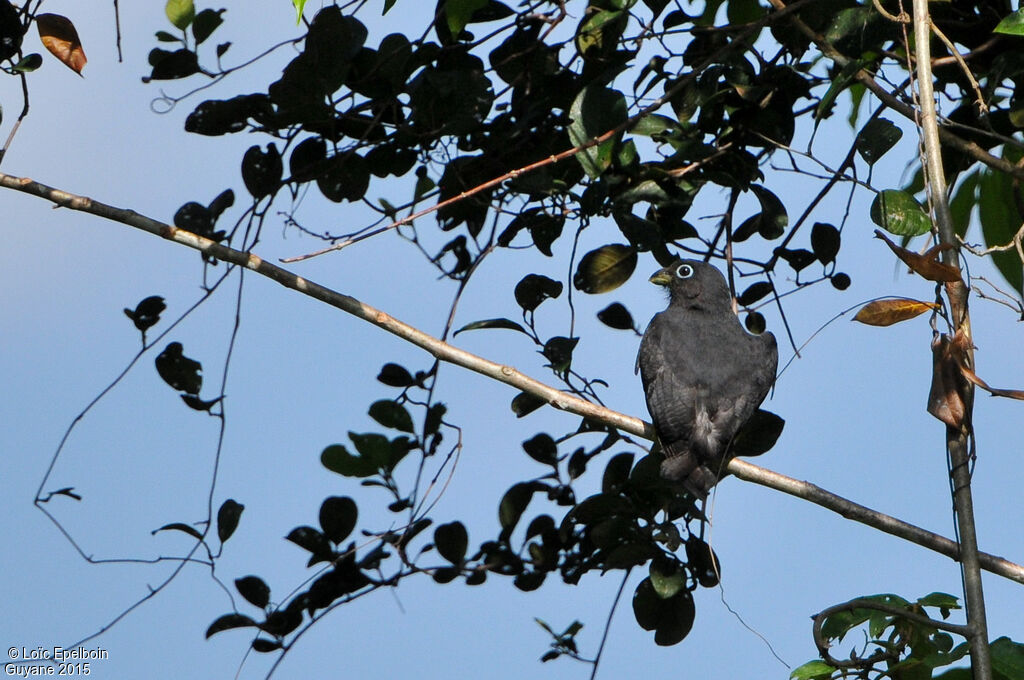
854 298 939 326
35 14 86 74
870 190 931 237
165 0 195 30
573 244 637 293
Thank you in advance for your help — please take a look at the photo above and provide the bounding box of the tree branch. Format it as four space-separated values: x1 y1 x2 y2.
4 171 1024 588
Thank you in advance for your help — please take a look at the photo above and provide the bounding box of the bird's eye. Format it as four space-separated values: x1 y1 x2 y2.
675 264 694 279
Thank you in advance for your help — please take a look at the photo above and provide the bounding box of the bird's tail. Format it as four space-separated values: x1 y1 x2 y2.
660 450 718 500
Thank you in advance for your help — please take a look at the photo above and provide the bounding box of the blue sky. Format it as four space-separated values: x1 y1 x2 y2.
2 1 1022 678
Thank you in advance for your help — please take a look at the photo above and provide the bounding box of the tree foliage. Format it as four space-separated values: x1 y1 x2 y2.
4 0 1024 677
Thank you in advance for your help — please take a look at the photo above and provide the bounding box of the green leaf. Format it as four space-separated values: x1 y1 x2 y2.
870 189 931 237
789 660 836 680
994 8 1024 35
573 244 637 293
434 521 469 564
319 496 358 543
990 637 1024 680
446 0 488 37
165 0 195 30
568 86 628 178
12 53 41 72
649 555 686 599
632 577 695 645
368 400 415 433
292 0 307 24
454 318 529 336
979 168 1024 294
321 443 378 477
855 118 902 165
217 499 244 543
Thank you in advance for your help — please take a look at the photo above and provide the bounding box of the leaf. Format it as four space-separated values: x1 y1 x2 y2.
292 0 307 24
434 521 469 564
522 433 558 465
151 522 203 540
514 274 563 311
928 333 968 428
288 137 327 182
511 391 545 417
568 85 628 178
454 318 529 336
217 499 244 542
242 144 283 199
978 167 1024 294
855 118 901 165
368 400 415 433
319 496 358 543
542 336 579 374
377 362 414 387
737 282 773 306
499 482 538 537
632 577 696 646
649 555 686 599
154 342 202 395
35 14 86 75
205 613 257 638
573 244 637 293
730 410 785 457
994 8 1024 35
789 660 836 680
165 0 195 30
124 295 166 332
751 185 788 240
181 394 223 412
12 53 41 72
191 8 224 44
235 576 270 609
446 0 488 38
810 222 841 264
870 190 932 237
597 303 636 330
873 230 962 282
854 298 939 326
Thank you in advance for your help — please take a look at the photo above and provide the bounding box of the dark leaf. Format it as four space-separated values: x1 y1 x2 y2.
602 452 634 493
632 577 696 646
151 522 203 540
514 570 546 591
499 482 539 538
317 153 370 203
810 222 841 264
736 282 772 306
124 295 166 332
774 247 816 272
235 575 271 609
424 402 447 436
432 566 461 583
568 85 628 178
514 274 563 311
321 443 378 477
542 336 579 373
751 185 788 239
251 638 282 653
597 302 636 330
181 394 224 412
573 244 637 293
155 342 202 395
434 521 469 564
377 362 414 387
368 400 415 433
319 496 358 543
685 534 721 587
146 48 200 80
522 433 558 465
289 137 327 182
855 118 902 165
454 318 529 336
185 95 272 136
241 144 283 199
511 391 546 417
217 499 244 543
205 613 257 638
731 410 785 457
286 526 333 564
191 8 224 44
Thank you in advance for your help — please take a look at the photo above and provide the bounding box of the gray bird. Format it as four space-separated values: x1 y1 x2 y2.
637 260 777 499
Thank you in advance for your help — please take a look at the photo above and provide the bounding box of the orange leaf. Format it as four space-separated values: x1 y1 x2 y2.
853 298 939 326
36 14 86 75
874 230 961 282
927 334 967 427
960 364 1024 401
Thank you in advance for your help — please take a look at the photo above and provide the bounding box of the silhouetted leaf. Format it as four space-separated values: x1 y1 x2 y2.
511 391 545 417
499 482 538 538
252 638 282 653
542 336 578 373
242 144 283 199
146 48 199 80
632 577 695 646
522 433 558 465
124 295 166 332
731 410 785 457
235 576 271 608
597 303 635 330
181 394 224 412
319 496 358 543
774 247 816 272
286 526 333 564
737 282 772 306
321 444 378 478
434 521 469 564
368 400 415 433
685 534 721 587
217 499 244 542
191 8 224 44
317 153 370 202
206 613 257 638
152 522 203 539
810 222 841 264
573 244 637 293
855 118 901 164
377 363 414 387
155 342 202 395
514 274 563 311
289 137 327 181
454 318 529 336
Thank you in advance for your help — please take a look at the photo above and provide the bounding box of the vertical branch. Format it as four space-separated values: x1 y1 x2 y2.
911 2 991 678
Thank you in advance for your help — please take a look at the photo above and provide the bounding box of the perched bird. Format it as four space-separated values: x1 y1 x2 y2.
637 260 777 499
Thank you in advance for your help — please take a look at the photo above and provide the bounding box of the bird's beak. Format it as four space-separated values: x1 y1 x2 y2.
649 270 672 287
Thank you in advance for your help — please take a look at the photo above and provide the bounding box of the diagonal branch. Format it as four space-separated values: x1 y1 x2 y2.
4 170 1024 587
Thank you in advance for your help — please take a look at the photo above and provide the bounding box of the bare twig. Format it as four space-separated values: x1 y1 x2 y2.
3 171 1024 588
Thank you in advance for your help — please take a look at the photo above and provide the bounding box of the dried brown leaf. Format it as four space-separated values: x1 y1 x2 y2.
927 334 967 427
960 365 1024 400
36 14 86 75
853 298 939 326
874 230 961 282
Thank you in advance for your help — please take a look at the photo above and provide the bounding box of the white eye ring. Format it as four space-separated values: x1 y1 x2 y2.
675 264 694 279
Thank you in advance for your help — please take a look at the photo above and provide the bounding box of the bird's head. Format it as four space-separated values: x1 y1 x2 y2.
649 259 733 309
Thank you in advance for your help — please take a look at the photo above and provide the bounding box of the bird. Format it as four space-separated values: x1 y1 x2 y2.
637 259 777 500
